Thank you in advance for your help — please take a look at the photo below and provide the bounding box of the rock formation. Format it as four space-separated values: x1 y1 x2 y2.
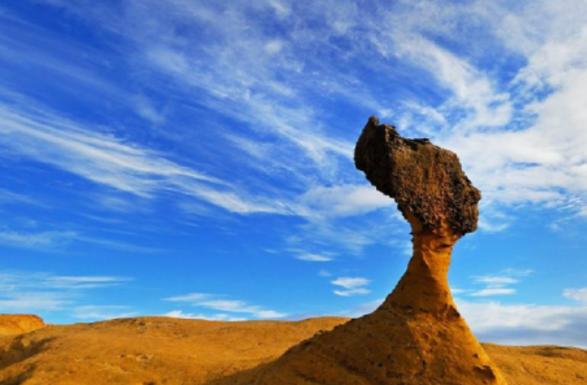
225 117 508 385
0 314 45 336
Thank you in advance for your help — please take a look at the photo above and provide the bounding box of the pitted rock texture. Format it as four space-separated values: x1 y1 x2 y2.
355 116 481 236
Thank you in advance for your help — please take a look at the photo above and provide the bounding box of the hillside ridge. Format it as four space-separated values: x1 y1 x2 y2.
0 315 585 385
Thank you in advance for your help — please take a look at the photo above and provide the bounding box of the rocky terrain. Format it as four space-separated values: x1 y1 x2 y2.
0 316 586 385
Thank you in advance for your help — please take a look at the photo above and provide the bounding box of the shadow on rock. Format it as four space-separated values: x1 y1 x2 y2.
1 365 37 385
202 361 274 385
0 335 53 384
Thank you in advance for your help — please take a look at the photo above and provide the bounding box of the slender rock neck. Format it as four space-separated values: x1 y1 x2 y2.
383 215 461 313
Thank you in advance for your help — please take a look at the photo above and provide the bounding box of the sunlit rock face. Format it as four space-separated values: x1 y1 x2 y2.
223 117 508 385
0 314 45 336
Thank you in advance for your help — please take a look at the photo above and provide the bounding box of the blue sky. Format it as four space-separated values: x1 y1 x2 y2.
0 0 586 347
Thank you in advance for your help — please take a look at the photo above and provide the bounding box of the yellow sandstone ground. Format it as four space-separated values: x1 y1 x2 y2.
0 315 585 385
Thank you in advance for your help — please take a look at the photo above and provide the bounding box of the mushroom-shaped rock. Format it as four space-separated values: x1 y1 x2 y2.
217 117 508 385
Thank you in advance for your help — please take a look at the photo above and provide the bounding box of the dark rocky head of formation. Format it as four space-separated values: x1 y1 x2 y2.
354 116 481 236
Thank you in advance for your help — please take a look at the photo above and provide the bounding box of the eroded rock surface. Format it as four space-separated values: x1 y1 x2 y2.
355 116 481 236
222 117 508 385
0 315 45 336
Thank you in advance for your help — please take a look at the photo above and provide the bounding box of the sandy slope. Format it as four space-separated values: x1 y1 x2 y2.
0 316 585 385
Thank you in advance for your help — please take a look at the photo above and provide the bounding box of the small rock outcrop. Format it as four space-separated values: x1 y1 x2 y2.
226 117 508 385
0 314 45 336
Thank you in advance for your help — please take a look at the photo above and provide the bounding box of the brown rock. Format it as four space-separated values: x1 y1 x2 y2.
355 116 481 236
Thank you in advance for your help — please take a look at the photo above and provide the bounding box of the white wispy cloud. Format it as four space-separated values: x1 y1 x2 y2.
133 3 356 173
0 101 291 216
297 184 392 219
431 3 587 219
333 288 370 297
0 104 213 192
286 211 407 255
24 2 381 224
0 229 77 249
331 276 370 297
563 288 587 303
470 288 516 298
164 293 209 303
461 301 581 333
390 33 512 132
477 205 513 233
0 292 70 312
296 253 333 262
45 275 131 289
332 277 370 288
72 305 136 321
467 269 533 297
0 271 130 291
0 188 39 206
473 276 519 287
0 271 132 315
0 226 161 253
164 292 286 319
133 95 166 125
457 299 587 348
163 310 245 322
